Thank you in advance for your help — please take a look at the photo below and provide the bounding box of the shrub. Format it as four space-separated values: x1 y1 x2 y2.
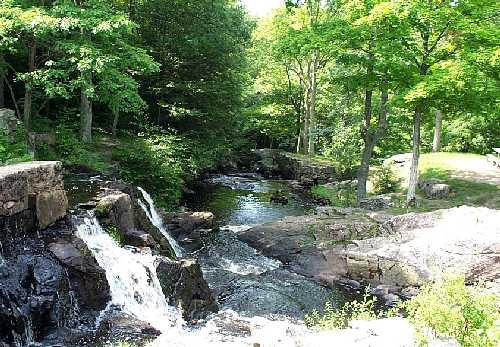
0 125 32 165
311 184 356 207
370 165 401 195
403 275 500 347
305 290 379 330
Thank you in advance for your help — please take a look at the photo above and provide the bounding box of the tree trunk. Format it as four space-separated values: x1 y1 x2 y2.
432 109 443 152
23 41 36 132
307 50 318 155
407 106 422 205
302 86 310 154
0 70 4 109
356 89 373 202
0 55 4 108
112 109 119 137
356 90 389 203
80 72 93 143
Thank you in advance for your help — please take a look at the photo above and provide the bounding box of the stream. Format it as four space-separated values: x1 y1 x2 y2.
74 174 346 346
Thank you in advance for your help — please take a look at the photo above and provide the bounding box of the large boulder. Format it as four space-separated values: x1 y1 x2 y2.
164 211 214 250
251 149 340 183
238 206 500 295
238 209 384 286
156 257 218 321
48 238 110 310
338 207 500 289
419 179 452 199
0 161 68 231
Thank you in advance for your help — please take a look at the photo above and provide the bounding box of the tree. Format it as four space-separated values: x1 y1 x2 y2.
396 0 496 204
28 0 158 142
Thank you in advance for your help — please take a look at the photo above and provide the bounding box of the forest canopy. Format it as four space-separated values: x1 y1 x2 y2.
0 0 498 206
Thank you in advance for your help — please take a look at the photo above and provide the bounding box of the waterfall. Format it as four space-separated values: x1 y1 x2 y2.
75 216 183 331
137 187 184 257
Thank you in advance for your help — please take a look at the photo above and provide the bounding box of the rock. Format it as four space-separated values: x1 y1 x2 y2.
156 257 218 321
0 108 17 141
239 206 500 295
96 192 136 233
0 253 77 345
49 239 110 310
164 211 214 251
96 311 161 342
36 189 68 229
0 161 68 231
301 318 416 346
270 190 289 205
420 179 451 199
251 149 340 183
359 195 393 211
238 211 382 284
341 207 500 288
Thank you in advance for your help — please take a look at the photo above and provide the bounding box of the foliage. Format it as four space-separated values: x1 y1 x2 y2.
369 165 401 195
403 275 500 347
305 290 380 330
104 225 124 246
311 183 356 207
0 125 32 165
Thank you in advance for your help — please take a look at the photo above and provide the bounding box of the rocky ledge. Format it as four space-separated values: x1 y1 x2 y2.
0 161 68 233
238 206 500 300
251 149 341 184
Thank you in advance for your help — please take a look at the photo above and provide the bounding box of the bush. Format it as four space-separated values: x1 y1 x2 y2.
370 165 401 195
114 130 187 209
0 125 32 165
403 275 500 347
305 290 379 330
311 183 356 207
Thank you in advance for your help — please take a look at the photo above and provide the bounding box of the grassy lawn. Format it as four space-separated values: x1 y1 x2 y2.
312 152 499 213
390 152 500 213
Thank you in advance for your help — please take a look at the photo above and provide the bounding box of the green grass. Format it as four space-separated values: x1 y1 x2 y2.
388 152 499 213
311 184 356 207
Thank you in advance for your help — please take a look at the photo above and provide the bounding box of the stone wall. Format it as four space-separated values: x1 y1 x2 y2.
0 161 68 231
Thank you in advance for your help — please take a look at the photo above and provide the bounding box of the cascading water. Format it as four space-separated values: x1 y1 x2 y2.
137 187 184 257
74 214 312 347
75 216 182 331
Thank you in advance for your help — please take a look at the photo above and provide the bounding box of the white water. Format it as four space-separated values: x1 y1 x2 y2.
75 215 313 346
137 187 184 257
75 217 182 331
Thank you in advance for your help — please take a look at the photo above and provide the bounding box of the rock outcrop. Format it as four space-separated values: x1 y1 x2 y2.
0 161 68 231
163 211 214 251
156 257 218 321
252 149 340 184
238 206 500 296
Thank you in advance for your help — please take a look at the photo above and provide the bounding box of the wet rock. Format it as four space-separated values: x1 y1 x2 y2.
0 161 68 231
164 211 214 251
96 311 161 341
48 239 110 310
0 253 76 345
156 257 218 321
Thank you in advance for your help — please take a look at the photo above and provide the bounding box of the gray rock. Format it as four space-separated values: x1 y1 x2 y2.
156 257 218 321
420 180 451 199
239 206 500 295
0 161 68 231
49 239 110 310
359 195 393 211
0 108 17 141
